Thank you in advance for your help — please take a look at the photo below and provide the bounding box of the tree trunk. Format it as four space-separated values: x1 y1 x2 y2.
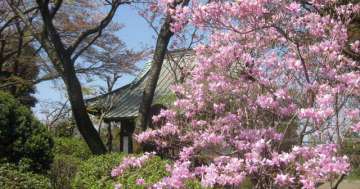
107 122 113 152
7 0 118 155
137 16 174 131
62 58 107 154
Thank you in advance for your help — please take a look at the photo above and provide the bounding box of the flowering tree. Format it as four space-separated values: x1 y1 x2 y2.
113 0 360 188
6 0 135 154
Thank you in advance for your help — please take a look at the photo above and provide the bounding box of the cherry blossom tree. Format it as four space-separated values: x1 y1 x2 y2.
113 0 359 188
6 0 134 154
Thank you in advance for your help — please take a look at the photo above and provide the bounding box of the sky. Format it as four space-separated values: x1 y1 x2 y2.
33 4 156 120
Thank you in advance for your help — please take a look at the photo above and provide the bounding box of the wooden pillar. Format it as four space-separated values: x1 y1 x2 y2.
118 121 121 152
106 121 113 152
119 119 135 154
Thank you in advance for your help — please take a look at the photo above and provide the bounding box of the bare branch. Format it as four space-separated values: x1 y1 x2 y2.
71 31 102 62
68 0 128 55
331 174 346 189
49 0 63 18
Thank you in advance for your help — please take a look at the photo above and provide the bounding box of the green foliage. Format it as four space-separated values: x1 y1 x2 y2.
240 178 254 189
49 154 81 189
53 137 92 160
50 137 91 189
51 119 76 138
0 44 41 107
342 135 360 180
348 166 360 180
154 93 177 107
67 149 254 189
72 153 169 189
0 91 54 173
0 163 51 189
116 156 169 188
72 153 124 189
185 180 204 189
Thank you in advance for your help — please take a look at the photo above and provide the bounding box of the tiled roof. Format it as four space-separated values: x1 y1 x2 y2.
87 50 194 120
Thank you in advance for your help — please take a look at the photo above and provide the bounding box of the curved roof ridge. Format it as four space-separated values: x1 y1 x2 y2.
86 48 195 119
130 60 152 86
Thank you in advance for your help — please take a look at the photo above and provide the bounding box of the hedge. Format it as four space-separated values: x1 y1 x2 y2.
0 163 51 189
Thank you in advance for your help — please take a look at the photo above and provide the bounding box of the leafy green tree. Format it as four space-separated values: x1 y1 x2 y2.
0 39 41 107
0 91 54 173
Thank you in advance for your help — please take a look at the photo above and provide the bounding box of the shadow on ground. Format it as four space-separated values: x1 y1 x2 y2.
319 180 360 189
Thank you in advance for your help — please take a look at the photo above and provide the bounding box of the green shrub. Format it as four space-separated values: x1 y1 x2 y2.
72 153 124 189
341 135 360 181
154 93 176 107
0 91 53 173
185 180 204 189
53 137 92 160
51 118 76 138
72 152 248 189
50 137 92 189
116 156 169 189
73 153 170 189
49 154 81 189
348 166 360 180
0 163 51 189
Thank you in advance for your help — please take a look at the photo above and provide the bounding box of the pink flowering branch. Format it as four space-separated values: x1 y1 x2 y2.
111 1 359 188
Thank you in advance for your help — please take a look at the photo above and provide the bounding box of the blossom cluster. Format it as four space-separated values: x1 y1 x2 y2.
112 0 359 188
111 152 155 177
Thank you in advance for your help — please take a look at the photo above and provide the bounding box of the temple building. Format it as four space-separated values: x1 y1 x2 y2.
86 50 194 153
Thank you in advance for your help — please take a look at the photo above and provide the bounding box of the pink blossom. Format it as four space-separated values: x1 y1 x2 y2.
351 122 360 132
350 40 360 53
278 152 296 164
346 109 359 119
201 164 218 187
286 2 301 13
274 89 288 100
317 94 334 107
300 178 315 189
213 103 225 113
274 173 294 187
179 147 194 160
154 161 194 188
136 178 145 185
111 152 155 177
256 95 278 109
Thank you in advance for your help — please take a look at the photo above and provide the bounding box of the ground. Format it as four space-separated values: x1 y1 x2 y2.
319 180 360 189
